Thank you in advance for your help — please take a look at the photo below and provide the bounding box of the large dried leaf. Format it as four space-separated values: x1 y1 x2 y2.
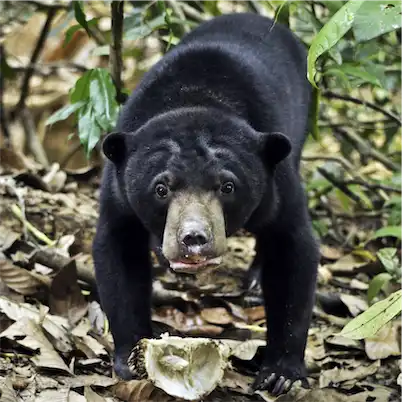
49 261 88 325
0 377 18 402
0 258 49 295
112 380 172 402
200 307 233 325
84 387 106 402
365 322 401 360
71 319 107 357
87 301 107 334
1 318 71 374
0 296 73 352
56 374 118 389
35 389 70 402
319 361 380 388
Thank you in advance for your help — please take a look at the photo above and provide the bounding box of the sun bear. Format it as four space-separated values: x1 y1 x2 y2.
93 12 319 396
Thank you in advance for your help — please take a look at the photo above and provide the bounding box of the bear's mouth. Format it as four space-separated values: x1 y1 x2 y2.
169 256 223 274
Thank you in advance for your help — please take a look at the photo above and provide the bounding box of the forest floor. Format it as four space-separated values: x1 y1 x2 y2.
0 160 400 402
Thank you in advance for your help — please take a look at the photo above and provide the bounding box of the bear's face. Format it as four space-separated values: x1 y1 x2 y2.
103 108 290 273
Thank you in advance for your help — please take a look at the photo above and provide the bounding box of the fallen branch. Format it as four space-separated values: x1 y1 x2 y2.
334 127 399 172
322 91 401 126
317 167 368 209
11 204 55 246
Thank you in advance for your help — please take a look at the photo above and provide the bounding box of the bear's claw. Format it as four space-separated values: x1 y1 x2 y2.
252 362 308 396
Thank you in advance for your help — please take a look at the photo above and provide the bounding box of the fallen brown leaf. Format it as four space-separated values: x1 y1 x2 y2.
84 387 107 402
0 377 18 402
112 379 172 402
319 360 380 388
200 307 233 325
49 261 88 325
0 258 50 295
1 317 72 374
365 321 401 360
0 296 73 353
244 306 265 322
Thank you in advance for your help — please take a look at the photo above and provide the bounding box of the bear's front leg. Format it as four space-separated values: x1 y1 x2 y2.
93 214 152 379
252 221 319 396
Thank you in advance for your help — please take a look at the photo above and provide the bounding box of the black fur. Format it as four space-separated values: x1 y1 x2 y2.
93 13 319 394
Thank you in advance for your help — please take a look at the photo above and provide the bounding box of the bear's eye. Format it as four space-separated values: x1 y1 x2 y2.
155 183 169 199
220 181 235 194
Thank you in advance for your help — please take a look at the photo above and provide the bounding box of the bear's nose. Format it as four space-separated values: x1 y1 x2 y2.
181 230 208 247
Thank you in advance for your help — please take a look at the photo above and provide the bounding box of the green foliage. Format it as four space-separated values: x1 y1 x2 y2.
353 1 402 42
368 247 401 303
368 272 392 303
307 0 402 88
307 0 365 87
46 69 119 156
372 226 402 240
73 1 93 38
385 196 402 226
124 9 168 41
340 289 402 339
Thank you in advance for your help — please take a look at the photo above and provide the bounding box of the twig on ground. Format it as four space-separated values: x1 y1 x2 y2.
334 127 399 172
317 167 368 209
343 179 401 194
322 90 401 126
302 155 355 174
11 204 55 246
312 210 384 220
60 141 83 169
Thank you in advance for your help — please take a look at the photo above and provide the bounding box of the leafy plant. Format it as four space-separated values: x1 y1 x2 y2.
46 68 119 156
368 248 400 302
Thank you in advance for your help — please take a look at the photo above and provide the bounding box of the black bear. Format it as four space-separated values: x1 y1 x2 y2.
93 12 319 396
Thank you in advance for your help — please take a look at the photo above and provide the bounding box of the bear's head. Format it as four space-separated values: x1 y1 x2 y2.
102 107 291 273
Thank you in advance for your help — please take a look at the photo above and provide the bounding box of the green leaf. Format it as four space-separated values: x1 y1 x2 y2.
88 68 119 130
71 68 119 156
124 12 167 41
372 226 402 240
340 290 402 339
377 247 399 274
45 101 85 126
73 1 92 38
335 63 383 87
307 0 365 87
77 106 103 157
64 19 98 46
353 1 402 42
367 272 393 302
70 71 91 103
64 24 82 46
321 1 347 15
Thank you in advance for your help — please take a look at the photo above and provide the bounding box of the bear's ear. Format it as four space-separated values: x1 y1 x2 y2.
259 132 292 167
102 132 134 164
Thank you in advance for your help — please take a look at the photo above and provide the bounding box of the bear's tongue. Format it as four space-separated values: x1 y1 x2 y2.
169 256 222 274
